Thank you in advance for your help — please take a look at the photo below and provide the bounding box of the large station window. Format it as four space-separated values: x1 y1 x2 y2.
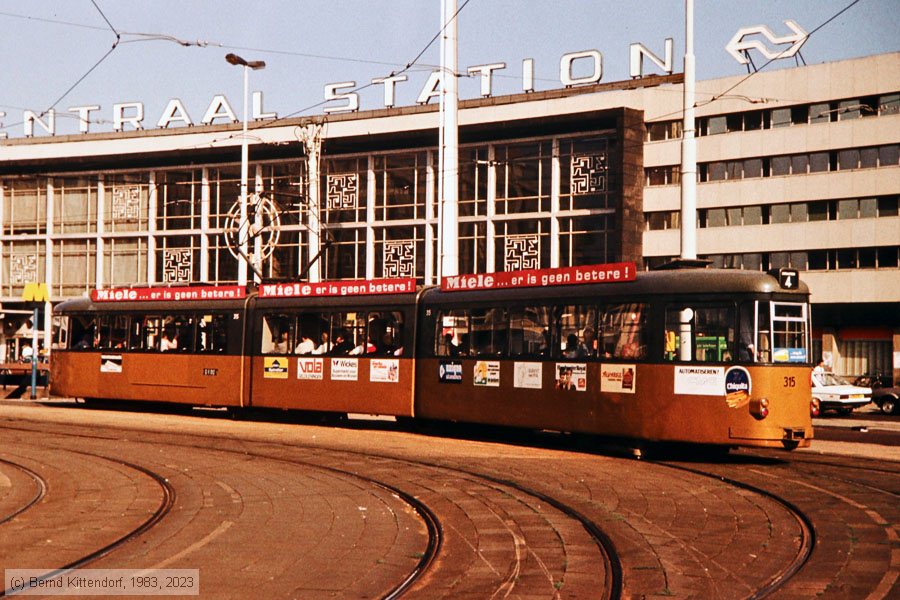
103 238 147 287
209 166 241 230
324 227 366 280
55 177 98 234
157 170 201 231
323 157 367 224
105 176 149 233
3 181 46 235
495 142 550 215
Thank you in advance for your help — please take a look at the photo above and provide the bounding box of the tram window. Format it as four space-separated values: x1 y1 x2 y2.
599 303 646 359
509 306 552 357
294 313 325 355
470 307 508 356
738 303 757 362
69 315 97 350
262 314 293 354
52 315 68 351
97 315 129 350
436 310 469 356
770 302 809 363
756 305 771 363
172 316 195 352
333 312 366 355
138 316 162 351
154 315 191 352
369 311 404 356
665 305 734 362
197 314 230 353
557 305 596 359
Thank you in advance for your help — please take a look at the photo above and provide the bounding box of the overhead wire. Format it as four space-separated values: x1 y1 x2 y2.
0 1 483 139
698 0 864 108
2 0 870 163
177 0 476 152
2 1 122 130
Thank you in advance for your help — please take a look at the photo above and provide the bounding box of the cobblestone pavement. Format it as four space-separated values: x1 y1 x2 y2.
1 402 897 599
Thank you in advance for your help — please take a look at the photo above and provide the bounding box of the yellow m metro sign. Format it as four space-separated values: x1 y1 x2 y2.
22 282 50 303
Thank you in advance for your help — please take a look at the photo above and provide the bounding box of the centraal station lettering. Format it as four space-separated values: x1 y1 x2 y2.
4 42 675 139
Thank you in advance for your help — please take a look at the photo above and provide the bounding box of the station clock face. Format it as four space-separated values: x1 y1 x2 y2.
224 193 282 263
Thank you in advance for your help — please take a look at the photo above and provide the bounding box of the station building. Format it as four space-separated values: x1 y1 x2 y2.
0 51 897 382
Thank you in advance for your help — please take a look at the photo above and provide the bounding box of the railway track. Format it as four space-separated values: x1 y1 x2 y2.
651 460 816 599
1 406 897 598
0 451 175 597
0 457 46 526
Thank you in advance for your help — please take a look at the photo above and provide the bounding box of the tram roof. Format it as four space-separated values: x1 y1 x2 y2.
52 268 808 314
420 268 809 305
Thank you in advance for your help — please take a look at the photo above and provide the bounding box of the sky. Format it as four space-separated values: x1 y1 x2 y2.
1 0 897 138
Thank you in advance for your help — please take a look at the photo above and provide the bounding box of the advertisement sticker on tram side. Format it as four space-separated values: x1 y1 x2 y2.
439 361 463 384
600 364 636 394
297 358 324 380
514 362 543 389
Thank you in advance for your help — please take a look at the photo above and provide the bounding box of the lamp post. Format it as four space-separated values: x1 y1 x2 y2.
225 53 266 286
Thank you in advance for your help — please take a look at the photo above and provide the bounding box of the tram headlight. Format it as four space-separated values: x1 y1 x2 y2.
750 397 769 420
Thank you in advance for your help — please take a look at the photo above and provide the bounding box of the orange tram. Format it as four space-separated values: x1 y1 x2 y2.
50 263 813 451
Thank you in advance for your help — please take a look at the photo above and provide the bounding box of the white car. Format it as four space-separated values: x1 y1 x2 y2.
810 371 872 416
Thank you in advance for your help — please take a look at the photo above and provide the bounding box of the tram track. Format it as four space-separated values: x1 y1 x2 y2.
5 408 896 598
0 450 175 597
650 460 816 599
0 457 47 526
0 417 616 598
0 422 442 599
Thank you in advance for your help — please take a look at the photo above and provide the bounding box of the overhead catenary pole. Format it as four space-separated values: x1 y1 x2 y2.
680 0 697 260
439 0 459 278
678 0 697 360
225 53 266 286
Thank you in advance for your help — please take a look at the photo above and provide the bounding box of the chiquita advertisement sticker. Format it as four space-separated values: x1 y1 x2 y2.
725 366 752 409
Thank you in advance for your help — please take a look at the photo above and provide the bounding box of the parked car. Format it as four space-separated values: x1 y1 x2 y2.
872 386 900 415
810 371 872 417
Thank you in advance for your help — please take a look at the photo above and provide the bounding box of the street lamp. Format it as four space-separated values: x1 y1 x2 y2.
225 53 266 286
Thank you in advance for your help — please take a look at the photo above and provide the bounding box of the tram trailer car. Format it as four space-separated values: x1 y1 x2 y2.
50 266 813 451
